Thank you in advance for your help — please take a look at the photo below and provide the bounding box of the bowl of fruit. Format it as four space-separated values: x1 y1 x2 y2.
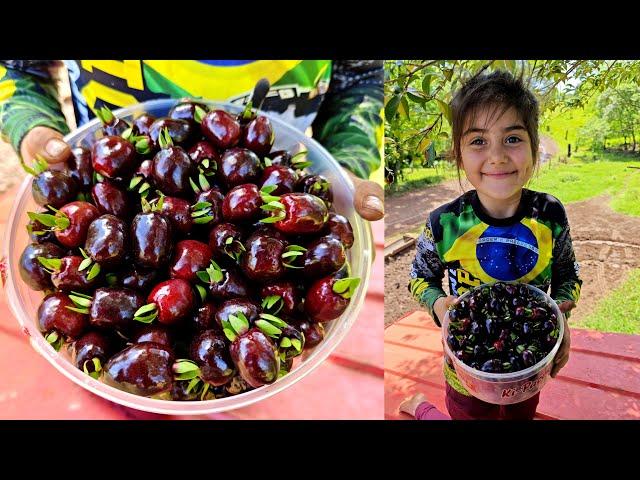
2 98 372 415
442 281 564 405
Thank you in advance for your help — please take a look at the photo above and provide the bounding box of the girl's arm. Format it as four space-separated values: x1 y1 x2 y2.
409 218 449 327
550 217 582 318
0 61 69 156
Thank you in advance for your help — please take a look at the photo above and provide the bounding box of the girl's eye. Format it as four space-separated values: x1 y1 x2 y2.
506 136 522 144
470 138 485 146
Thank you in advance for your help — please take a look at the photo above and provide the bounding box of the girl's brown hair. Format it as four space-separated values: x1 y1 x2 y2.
450 70 540 184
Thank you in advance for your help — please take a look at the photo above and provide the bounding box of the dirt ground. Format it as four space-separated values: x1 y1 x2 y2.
384 194 640 326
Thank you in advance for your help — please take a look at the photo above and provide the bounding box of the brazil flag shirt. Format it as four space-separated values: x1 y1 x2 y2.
409 188 582 395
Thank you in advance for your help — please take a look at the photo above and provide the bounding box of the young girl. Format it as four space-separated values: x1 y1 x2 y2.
403 70 582 420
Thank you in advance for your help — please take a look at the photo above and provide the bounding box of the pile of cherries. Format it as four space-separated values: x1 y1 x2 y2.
19 99 360 401
446 282 561 374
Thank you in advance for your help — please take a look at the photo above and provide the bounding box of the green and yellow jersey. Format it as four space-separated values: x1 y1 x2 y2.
0 60 383 180
409 188 582 396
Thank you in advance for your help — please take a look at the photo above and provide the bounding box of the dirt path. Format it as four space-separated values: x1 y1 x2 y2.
385 195 640 326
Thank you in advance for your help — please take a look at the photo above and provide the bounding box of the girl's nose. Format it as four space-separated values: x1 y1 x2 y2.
488 142 508 164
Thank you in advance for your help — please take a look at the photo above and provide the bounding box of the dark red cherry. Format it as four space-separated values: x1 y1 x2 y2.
131 212 173 269
292 318 325 349
229 328 279 388
89 287 145 332
145 278 195 326
32 170 77 208
269 193 328 235
91 135 137 179
50 255 98 291
73 331 113 375
201 110 241 149
208 222 244 263
302 236 346 279
133 114 156 135
54 201 100 248
19 242 64 290
218 147 261 189
259 281 301 316
324 213 354 249
37 292 88 339
260 165 298 195
222 184 262 223
191 302 218 331
242 116 274 156
189 330 235 386
297 174 333 209
92 181 130 218
149 118 193 147
214 298 261 329
169 240 213 284
132 324 173 352
152 146 195 195
65 146 93 192
240 233 286 283
85 215 128 268
304 275 360 323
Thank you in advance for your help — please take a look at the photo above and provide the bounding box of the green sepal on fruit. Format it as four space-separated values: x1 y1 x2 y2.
332 277 361 299
133 302 158 324
21 154 49 177
45 331 65 351
83 357 103 380
281 244 307 269
261 295 283 315
66 290 93 315
196 260 224 285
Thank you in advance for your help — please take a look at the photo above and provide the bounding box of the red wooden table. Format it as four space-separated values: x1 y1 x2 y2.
0 182 384 419
385 311 640 420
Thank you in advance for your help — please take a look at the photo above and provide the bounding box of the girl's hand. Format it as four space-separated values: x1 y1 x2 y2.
20 126 71 165
345 170 384 221
433 295 458 326
550 300 576 378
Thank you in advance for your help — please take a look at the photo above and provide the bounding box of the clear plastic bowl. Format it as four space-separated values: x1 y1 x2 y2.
2 99 372 415
442 282 564 405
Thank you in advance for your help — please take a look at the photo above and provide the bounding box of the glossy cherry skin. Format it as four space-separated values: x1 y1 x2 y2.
292 318 325 349
159 196 192 235
302 236 346 279
131 212 173 269
85 215 128 268
32 170 77 208
133 113 156 135
102 116 131 137
297 174 333 209
169 240 213 283
73 331 113 371
65 146 93 192
19 242 64 290
222 184 262 223
148 278 195 326
118 265 159 293
51 255 98 292
152 146 195 196
190 330 235 386
92 181 130 218
132 324 173 353
268 150 292 167
214 298 261 329
304 276 350 322
324 213 354 249
55 201 100 248
38 292 88 339
242 116 274 156
208 222 243 261
195 188 224 225
279 324 305 359
188 140 219 165
240 233 286 283
91 135 137 179
201 110 241 149
191 302 218 331
149 117 192 147
90 287 145 332
104 342 174 396
273 193 328 235
207 268 250 301
229 328 279 388
259 281 301 316
260 165 298 195
218 147 262 189
169 101 208 126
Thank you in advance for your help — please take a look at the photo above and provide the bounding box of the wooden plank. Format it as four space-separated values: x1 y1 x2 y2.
570 329 640 360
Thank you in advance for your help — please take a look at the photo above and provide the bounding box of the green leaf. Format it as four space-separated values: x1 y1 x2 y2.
198 173 211 192
175 371 200 381
255 319 282 337
192 201 212 211
264 295 281 310
105 273 118 286
193 216 214 224
37 257 61 271
70 290 93 299
129 176 143 190
173 360 200 374
422 74 432 97
263 157 272 167
291 339 302 352
435 99 453 126
261 195 281 204
229 314 249 335
45 331 59 344
87 262 101 281
191 209 210 218
399 96 410 120
79 248 89 259
260 184 278 195
223 328 237 343
259 213 285 224
225 237 234 245
194 105 207 124
259 313 287 327
135 303 157 316
280 337 292 348
78 258 92 272
193 285 206 303
65 306 90 315
55 216 70 230
69 294 92 308
190 177 201 194
92 357 102 372
134 313 157 324
201 159 210 169
27 212 57 228
186 377 201 395
406 92 426 104
333 277 360 299
281 251 304 259
199 382 211 401
196 271 211 284
285 245 307 252
385 94 401 121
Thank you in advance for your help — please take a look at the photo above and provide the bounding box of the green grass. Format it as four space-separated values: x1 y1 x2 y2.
578 269 640 334
540 97 596 154
386 164 458 196
528 152 640 215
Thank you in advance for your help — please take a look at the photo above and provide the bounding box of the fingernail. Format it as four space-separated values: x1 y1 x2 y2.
45 138 66 157
363 195 384 214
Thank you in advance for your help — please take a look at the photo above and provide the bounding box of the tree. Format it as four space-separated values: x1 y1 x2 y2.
596 84 640 151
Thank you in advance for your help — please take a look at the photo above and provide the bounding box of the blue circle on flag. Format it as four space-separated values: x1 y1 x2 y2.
476 224 538 280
